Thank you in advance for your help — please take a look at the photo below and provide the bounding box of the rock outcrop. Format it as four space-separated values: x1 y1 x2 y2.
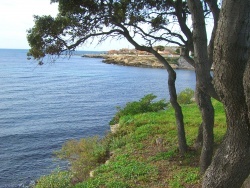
83 54 194 70
110 124 120 134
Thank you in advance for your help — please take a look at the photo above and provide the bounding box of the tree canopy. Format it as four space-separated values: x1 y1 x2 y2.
27 0 191 60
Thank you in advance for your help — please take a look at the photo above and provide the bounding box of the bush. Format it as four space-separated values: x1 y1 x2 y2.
177 88 195 104
55 136 109 183
109 94 168 125
165 57 179 64
35 169 72 188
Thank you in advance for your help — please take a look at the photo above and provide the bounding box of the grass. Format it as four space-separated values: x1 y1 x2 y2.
34 97 226 188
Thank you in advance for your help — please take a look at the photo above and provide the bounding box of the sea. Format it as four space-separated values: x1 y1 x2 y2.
0 49 196 187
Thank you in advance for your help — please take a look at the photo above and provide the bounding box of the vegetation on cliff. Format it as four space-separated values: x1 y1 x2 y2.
34 90 226 188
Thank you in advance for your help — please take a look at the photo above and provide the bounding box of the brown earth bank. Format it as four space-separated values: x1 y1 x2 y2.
82 54 194 70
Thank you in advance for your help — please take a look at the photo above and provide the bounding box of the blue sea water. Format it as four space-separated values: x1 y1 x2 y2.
0 49 196 187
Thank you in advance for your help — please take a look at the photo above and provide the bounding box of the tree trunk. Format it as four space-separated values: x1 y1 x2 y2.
205 0 220 67
244 58 250 128
203 0 250 187
196 87 214 174
152 51 188 154
194 122 203 149
120 26 188 154
187 0 215 173
168 71 188 154
202 108 250 188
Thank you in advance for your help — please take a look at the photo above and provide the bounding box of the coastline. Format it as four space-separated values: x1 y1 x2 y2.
82 54 194 70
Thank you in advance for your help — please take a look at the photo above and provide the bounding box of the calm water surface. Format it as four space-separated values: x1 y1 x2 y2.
0 49 196 187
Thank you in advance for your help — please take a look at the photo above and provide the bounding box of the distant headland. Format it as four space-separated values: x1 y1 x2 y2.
82 47 194 70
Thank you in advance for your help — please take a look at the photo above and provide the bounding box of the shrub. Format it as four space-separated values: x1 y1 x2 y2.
165 57 179 64
109 94 168 125
177 88 195 104
55 136 109 183
35 169 72 188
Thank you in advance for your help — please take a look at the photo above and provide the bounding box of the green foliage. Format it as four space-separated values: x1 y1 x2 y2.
74 177 130 188
150 149 177 161
177 88 195 104
35 169 72 188
175 48 180 54
75 154 158 188
27 15 74 60
104 154 157 181
34 96 226 188
155 45 165 51
55 136 109 182
168 167 200 188
151 15 165 28
109 136 127 151
165 57 179 64
109 94 168 125
28 0 186 65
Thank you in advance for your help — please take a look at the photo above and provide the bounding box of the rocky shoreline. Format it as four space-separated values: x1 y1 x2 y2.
82 54 194 70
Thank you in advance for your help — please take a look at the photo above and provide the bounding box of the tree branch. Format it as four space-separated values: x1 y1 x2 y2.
56 29 122 51
205 0 220 67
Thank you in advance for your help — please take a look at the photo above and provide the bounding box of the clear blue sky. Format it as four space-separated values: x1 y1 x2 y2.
0 0 132 51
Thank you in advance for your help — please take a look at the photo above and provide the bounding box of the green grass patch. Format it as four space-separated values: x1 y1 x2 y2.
149 149 177 161
35 94 226 188
75 154 158 188
168 167 200 188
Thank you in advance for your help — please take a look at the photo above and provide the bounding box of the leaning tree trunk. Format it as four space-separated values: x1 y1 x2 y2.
187 0 215 172
152 51 188 154
203 0 250 187
121 27 188 154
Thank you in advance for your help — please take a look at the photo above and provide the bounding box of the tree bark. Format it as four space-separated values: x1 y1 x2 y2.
119 25 188 154
196 87 214 174
194 122 203 149
205 0 220 67
187 0 215 173
203 108 250 188
152 51 188 154
203 0 250 187
244 58 250 120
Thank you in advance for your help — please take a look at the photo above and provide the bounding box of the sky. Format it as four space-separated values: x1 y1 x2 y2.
0 1 212 51
0 0 132 51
